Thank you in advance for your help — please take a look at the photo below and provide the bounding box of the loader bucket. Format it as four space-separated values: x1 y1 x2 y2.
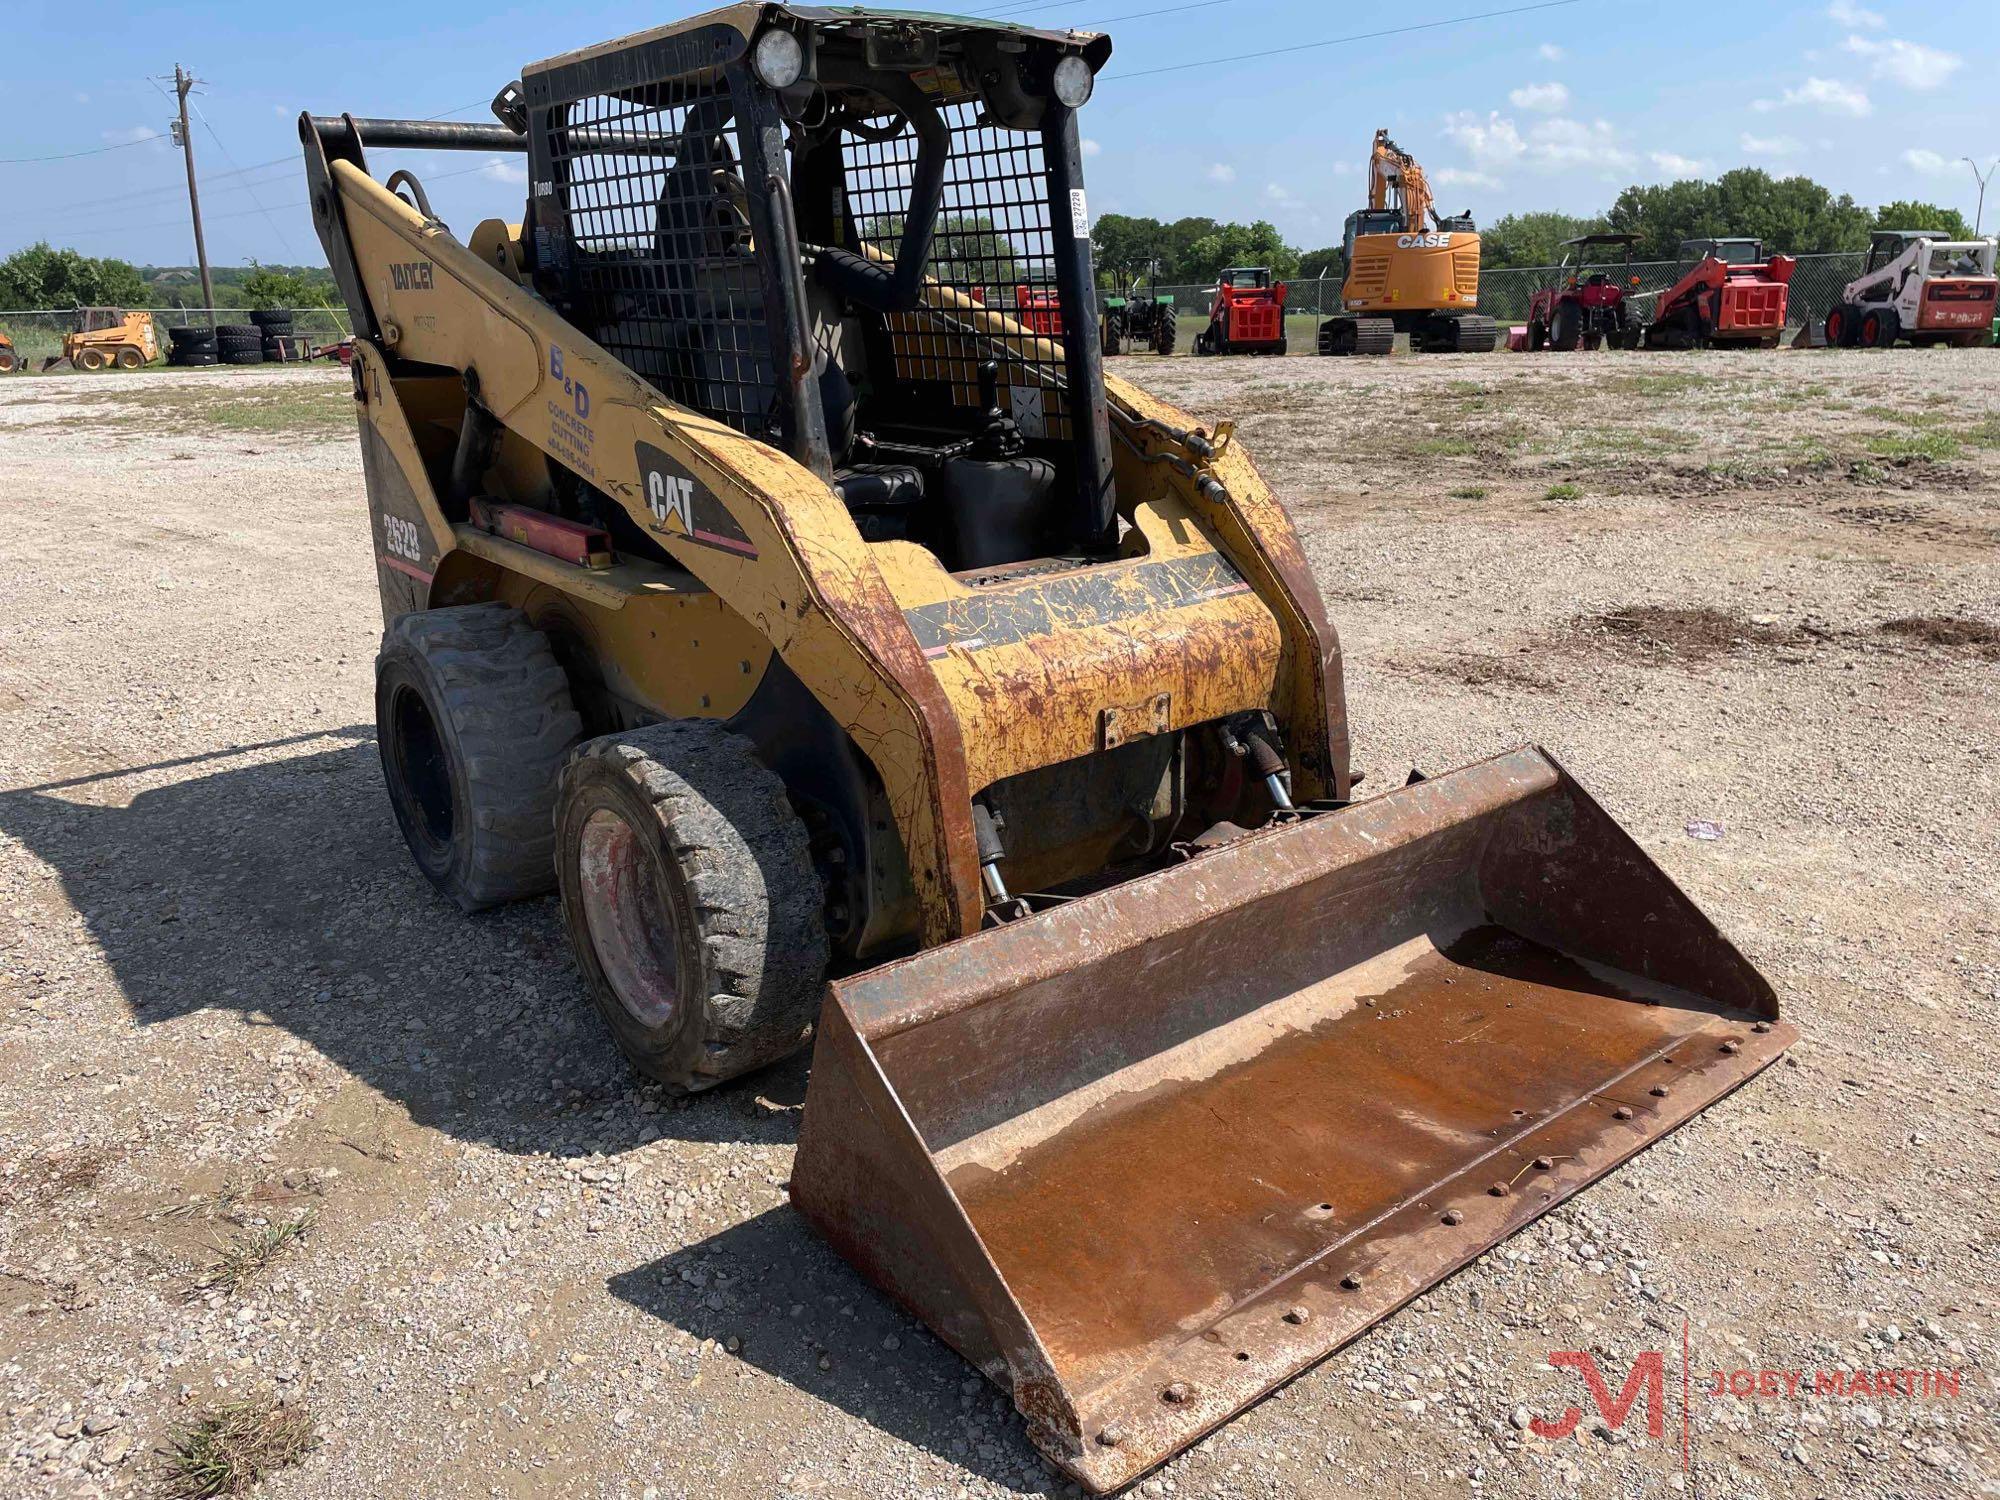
791 746 1794 1492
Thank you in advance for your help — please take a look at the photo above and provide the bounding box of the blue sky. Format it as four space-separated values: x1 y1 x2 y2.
2 0 1993 272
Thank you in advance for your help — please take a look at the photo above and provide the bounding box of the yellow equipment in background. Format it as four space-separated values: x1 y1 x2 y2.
1317 130 1495 355
40 308 158 372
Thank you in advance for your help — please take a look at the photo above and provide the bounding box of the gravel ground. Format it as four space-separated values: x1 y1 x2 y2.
1 353 1995 1500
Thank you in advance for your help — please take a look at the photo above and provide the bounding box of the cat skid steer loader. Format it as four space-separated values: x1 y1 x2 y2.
303 6 1793 1488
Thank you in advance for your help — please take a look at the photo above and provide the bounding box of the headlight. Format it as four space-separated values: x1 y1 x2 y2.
752 28 805 90
1052 54 1093 108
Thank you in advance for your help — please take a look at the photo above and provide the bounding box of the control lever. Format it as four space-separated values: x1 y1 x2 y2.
972 359 1023 459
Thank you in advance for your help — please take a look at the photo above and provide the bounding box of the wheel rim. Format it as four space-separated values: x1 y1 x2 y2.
389 684 455 853
576 807 680 1029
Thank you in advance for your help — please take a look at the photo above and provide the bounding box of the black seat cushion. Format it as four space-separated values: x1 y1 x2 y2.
833 464 924 512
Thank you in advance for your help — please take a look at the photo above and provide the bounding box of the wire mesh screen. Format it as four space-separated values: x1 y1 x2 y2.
841 102 1071 439
545 85 778 437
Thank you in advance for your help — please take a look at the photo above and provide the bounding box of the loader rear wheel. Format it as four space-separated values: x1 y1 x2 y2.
115 346 144 370
375 603 581 911
1859 307 1900 349
556 722 830 1092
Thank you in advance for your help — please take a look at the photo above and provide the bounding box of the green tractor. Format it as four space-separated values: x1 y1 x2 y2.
1101 277 1178 356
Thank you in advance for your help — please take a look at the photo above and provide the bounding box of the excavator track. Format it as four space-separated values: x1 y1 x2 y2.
1316 316 1394 356
1444 314 1497 352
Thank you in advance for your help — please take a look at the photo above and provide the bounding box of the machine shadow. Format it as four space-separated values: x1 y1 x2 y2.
0 727 789 1153
608 1205 1059 1494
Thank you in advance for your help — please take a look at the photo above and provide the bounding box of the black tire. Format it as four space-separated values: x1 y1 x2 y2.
216 323 260 342
168 326 216 351
1102 315 1124 357
1859 306 1900 349
1153 307 1177 355
1551 302 1582 351
556 721 830 1092
375 603 582 911
1826 303 1859 348
223 348 266 365
248 309 293 332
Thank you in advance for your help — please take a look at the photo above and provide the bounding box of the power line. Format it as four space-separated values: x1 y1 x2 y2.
0 131 171 165
1105 0 1590 79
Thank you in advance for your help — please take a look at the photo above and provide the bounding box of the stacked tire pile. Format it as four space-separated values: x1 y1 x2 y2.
165 326 218 368
252 308 308 363
217 323 265 365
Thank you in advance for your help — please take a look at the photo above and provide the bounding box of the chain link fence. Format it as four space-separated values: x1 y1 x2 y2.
0 307 352 366
1133 251 1868 351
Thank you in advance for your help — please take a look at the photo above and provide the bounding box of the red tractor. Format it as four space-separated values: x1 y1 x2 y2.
1194 266 1287 355
1525 233 1642 351
1642 238 1793 349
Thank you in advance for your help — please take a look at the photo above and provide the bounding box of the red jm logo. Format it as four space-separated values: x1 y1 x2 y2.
1532 1350 1667 1440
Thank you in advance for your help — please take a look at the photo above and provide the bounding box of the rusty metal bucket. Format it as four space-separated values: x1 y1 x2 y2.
791 746 1794 1492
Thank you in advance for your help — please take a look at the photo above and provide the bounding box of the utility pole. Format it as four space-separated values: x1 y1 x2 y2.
172 65 215 324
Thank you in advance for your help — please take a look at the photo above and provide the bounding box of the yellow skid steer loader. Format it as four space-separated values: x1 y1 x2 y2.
303 6 1793 1489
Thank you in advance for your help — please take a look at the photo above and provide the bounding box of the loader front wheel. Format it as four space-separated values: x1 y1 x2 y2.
375 603 581 911
556 722 830 1092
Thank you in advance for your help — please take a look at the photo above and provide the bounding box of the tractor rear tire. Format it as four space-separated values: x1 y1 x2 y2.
1153 307 1177 355
1550 303 1582 352
375 603 582 911
556 721 830 1093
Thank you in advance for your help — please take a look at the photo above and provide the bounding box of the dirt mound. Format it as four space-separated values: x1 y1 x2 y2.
1881 615 2000 655
1577 605 1796 662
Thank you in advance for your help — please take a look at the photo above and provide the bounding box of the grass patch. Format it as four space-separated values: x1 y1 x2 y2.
1964 414 2000 449
1542 482 1582 502
1865 430 1962 462
1608 372 1712 398
1411 435 1477 457
161 1398 316 1498
1448 485 1488 499
187 1210 316 1298
41 377 352 440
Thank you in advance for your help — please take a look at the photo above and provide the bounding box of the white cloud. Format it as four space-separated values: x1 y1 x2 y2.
101 125 158 144
1264 181 1296 205
1843 35 1962 90
1900 147 1952 174
1507 81 1569 113
1432 167 1502 190
482 158 528 185
1782 76 1872 116
1538 42 1565 61
1081 137 1101 157
1826 0 1883 27
1739 132 1802 156
1442 110 1526 168
1649 151 1709 177
73 91 91 104
1205 162 1235 183
1443 110 1632 174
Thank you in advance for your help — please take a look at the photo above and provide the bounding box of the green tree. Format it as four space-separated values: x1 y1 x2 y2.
1090 212 1167 286
241 262 314 310
1156 216 1221 282
858 213 1023 291
1295 245 1345 280
0 242 147 310
1180 221 1297 282
1479 211 1606 268
1607 169 1871 258
1871 200 1975 239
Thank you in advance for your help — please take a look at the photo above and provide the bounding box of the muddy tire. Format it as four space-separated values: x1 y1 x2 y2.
555 721 829 1092
115 346 144 370
77 348 108 371
375 603 581 911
